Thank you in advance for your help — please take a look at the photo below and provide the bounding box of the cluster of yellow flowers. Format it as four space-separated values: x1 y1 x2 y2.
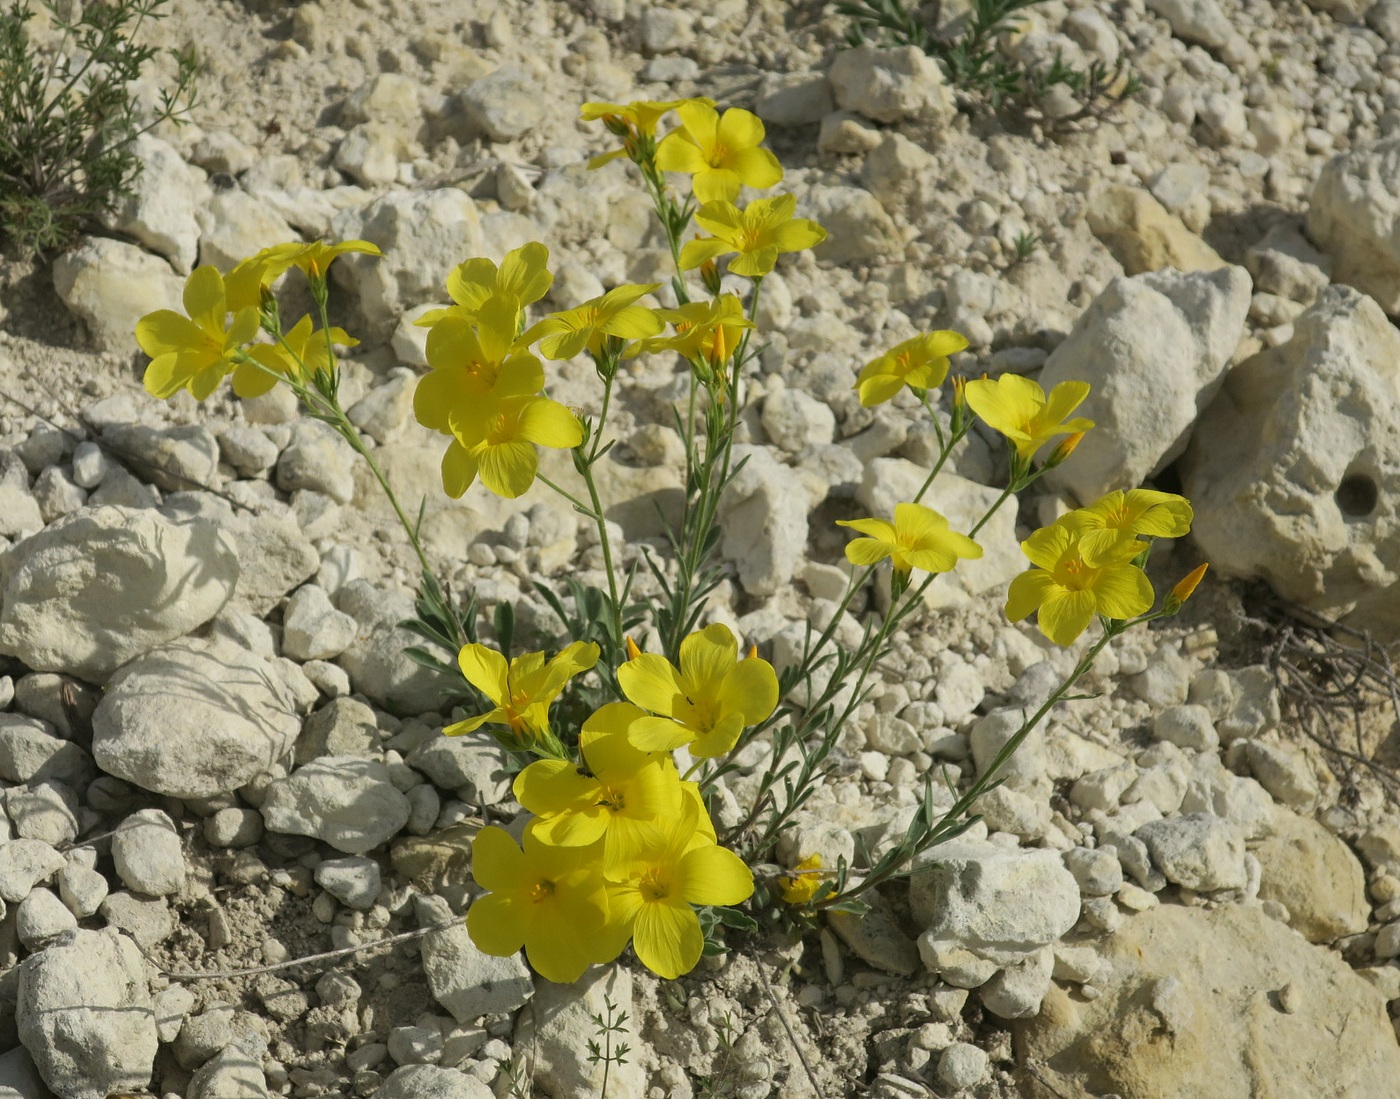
457 624 777 981
131 92 1211 985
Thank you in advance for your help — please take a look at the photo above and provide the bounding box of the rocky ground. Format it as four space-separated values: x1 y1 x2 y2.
1 0 1400 1096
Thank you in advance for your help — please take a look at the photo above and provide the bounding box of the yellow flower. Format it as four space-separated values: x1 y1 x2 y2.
617 624 778 758
679 194 827 279
602 797 754 980
516 703 684 869
655 102 783 203
522 283 664 361
415 242 553 328
641 294 753 369
963 374 1095 462
445 641 599 745
263 238 382 283
231 314 358 398
414 295 544 437
580 98 714 167
441 394 584 499
779 854 825 905
136 266 259 400
1058 489 1194 562
466 826 609 984
854 331 969 408
1006 523 1154 645
836 503 983 576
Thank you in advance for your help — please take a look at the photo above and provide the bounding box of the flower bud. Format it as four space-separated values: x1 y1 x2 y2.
1164 562 1208 614
1043 431 1085 470
949 375 969 435
700 256 722 297
625 636 643 660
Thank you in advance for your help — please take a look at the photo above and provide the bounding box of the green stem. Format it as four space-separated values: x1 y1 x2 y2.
536 474 595 517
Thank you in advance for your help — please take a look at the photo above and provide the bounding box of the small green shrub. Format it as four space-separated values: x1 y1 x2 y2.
0 0 198 257
837 0 1140 122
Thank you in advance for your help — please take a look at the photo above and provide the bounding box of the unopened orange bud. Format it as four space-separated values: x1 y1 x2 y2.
1166 562 1209 611
625 636 643 660
700 257 722 297
1044 431 1085 469
709 324 729 367
746 644 759 660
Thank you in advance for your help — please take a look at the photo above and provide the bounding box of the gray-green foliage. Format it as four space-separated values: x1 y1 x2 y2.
0 0 198 257
837 0 1140 121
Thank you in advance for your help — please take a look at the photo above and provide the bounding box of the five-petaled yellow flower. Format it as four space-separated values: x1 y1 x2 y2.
618 625 779 758
414 295 544 438
1005 523 1154 646
1057 489 1193 562
232 314 357 397
655 102 783 203
262 238 381 283
837 502 983 576
641 294 753 370
523 283 664 361
600 797 754 980
779 854 826 905
467 826 610 984
515 703 683 867
854 331 969 408
441 394 584 499
679 194 827 278
137 266 258 400
415 242 553 329
581 98 714 167
446 641 600 746
964 375 1095 463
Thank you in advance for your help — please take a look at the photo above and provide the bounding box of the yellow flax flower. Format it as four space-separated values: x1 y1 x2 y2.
516 703 684 868
580 97 714 167
779 854 826 905
231 314 358 398
964 374 1095 463
617 624 778 758
1058 489 1194 562
441 394 584 499
655 102 783 203
522 283 664 361
679 194 827 278
466 826 609 984
415 242 553 328
137 266 259 400
854 331 969 408
262 238 381 283
641 294 753 370
414 295 544 437
601 798 754 980
1006 523 1154 646
445 641 600 745
836 503 983 576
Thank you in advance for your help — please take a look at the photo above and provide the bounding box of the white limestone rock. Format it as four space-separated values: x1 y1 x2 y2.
0 506 238 683
1181 286 1400 637
92 639 301 799
260 756 411 854
53 237 184 354
17 928 157 1099
1308 135 1400 313
331 190 485 340
1040 265 1251 503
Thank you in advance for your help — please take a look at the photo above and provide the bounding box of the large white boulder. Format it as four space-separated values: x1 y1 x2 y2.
1181 286 1400 637
0 506 238 682
91 638 301 799
17 928 157 1099
1308 135 1400 313
1041 265 1252 502
52 237 184 354
331 189 486 340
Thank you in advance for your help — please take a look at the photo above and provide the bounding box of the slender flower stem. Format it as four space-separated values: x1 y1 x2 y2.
536 474 595 517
